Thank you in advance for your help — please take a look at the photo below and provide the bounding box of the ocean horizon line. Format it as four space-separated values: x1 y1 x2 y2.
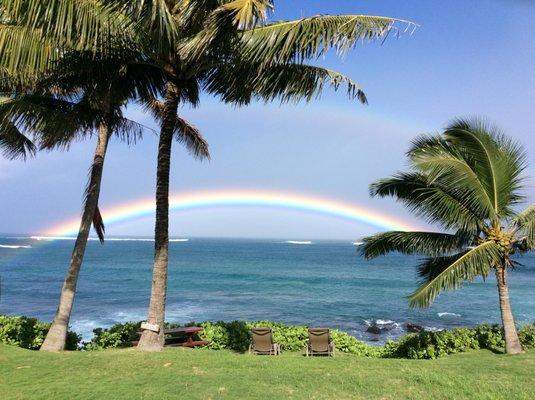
1 234 367 242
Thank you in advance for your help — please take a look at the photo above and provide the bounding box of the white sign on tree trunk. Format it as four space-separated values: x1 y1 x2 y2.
141 322 160 332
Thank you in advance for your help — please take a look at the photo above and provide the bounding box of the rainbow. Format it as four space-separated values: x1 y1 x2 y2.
44 189 419 236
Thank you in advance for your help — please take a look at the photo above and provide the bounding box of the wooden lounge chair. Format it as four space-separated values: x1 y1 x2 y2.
249 327 281 355
306 328 335 356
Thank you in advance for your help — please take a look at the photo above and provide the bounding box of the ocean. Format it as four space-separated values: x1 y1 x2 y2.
1 236 534 344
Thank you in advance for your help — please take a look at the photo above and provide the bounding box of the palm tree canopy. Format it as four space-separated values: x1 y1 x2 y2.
0 0 417 155
0 49 166 153
361 118 534 308
0 0 137 80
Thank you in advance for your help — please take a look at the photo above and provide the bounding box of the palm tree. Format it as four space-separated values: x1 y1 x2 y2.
361 118 534 355
0 52 208 351
135 0 415 351
0 1 210 351
1 0 415 352
0 60 150 351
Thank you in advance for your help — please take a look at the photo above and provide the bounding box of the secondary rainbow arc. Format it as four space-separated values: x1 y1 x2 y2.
45 189 419 235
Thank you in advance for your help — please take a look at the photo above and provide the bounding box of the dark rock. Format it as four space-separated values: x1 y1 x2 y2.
366 325 383 334
366 321 397 334
405 323 424 333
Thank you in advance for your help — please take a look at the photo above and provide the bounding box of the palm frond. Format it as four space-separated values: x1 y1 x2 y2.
0 116 35 159
220 0 273 28
0 0 136 77
443 117 527 218
240 15 416 65
92 205 105 243
174 116 210 160
514 203 535 249
409 240 501 308
47 51 166 104
0 23 58 82
0 94 150 150
127 0 178 52
408 134 496 221
370 172 483 232
205 63 367 105
361 231 468 259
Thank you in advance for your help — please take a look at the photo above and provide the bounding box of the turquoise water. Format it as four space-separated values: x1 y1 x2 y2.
1 236 534 344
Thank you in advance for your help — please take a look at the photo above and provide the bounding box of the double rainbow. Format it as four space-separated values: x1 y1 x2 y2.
45 189 419 236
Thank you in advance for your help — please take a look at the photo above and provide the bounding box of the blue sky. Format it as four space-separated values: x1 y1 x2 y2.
1 0 534 239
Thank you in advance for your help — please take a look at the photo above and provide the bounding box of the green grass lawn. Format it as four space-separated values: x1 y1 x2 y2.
1 344 534 400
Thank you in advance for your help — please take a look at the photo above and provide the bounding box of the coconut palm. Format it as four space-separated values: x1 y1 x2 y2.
1 0 415 352
0 52 209 351
0 1 210 351
361 118 534 355
134 0 415 351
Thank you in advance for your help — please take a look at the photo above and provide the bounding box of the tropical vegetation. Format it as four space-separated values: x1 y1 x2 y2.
361 118 535 354
3 315 535 360
0 0 415 351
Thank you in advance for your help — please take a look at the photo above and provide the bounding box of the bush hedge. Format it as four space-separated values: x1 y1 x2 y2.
0 315 81 350
2 314 534 358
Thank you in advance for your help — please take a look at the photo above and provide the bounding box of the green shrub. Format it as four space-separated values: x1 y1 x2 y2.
197 320 378 355
248 321 308 352
0 314 81 350
6 314 531 358
383 328 480 359
84 321 142 350
473 324 505 350
84 321 181 350
85 319 376 355
519 323 535 349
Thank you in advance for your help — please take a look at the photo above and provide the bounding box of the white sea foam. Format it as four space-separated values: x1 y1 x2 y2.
375 319 397 325
437 312 461 318
30 236 75 241
70 319 101 341
424 326 444 332
0 244 31 249
364 319 400 328
285 240 312 245
353 241 363 246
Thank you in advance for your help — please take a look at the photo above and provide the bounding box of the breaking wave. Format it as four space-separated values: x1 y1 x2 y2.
437 312 461 318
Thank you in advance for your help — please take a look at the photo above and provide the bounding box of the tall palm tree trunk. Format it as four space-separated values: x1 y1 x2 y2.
137 82 180 351
41 121 112 351
495 266 523 354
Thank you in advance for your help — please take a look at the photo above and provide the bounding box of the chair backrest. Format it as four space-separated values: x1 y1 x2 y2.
308 328 330 352
251 327 273 352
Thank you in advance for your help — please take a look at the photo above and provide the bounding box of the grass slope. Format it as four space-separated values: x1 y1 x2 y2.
1 344 534 400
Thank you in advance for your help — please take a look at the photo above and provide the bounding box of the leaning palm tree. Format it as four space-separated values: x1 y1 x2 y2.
361 118 534 355
0 52 209 351
0 1 211 351
135 0 415 351
0 65 149 351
